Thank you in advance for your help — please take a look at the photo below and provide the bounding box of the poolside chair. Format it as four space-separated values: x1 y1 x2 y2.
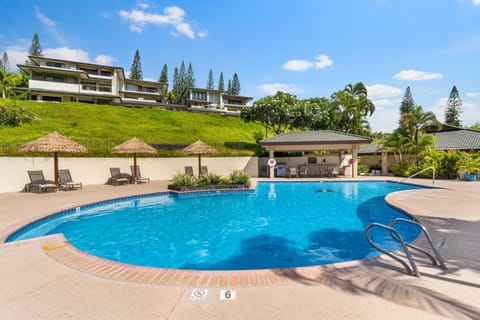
130 165 150 184
200 166 208 176
289 167 298 178
297 166 308 178
185 166 194 176
109 167 130 185
26 170 57 193
58 169 82 191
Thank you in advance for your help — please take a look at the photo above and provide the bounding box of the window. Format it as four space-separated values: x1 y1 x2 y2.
126 84 137 91
100 70 112 76
208 94 219 103
46 62 65 68
192 91 207 100
44 75 65 82
42 96 62 102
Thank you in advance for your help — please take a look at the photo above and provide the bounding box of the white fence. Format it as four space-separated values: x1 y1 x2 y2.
0 157 259 193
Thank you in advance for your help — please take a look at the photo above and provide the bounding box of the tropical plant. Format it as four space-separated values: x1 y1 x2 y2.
456 152 480 176
199 172 221 185
229 170 250 185
172 173 198 186
0 98 36 126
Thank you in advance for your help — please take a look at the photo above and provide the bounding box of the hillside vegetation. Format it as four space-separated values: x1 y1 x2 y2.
0 99 266 156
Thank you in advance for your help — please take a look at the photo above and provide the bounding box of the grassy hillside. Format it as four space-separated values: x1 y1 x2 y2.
0 99 266 156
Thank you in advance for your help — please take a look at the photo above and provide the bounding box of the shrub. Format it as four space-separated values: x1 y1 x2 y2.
171 173 198 186
0 99 36 126
199 172 221 185
357 164 370 174
229 170 250 185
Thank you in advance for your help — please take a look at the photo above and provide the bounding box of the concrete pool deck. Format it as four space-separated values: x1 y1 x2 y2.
0 177 479 319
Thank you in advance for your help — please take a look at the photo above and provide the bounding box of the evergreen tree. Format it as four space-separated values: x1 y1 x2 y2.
174 60 187 100
231 73 241 95
29 33 44 57
1 52 8 72
400 86 415 115
159 64 168 84
445 85 462 127
171 67 179 102
186 62 195 87
206 68 214 89
227 79 232 94
129 49 143 80
218 72 225 91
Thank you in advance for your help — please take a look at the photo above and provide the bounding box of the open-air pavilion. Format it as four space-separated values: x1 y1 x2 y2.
260 130 372 178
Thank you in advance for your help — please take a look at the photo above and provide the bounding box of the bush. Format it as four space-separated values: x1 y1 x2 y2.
358 164 370 174
229 170 250 185
0 99 36 126
199 172 221 185
171 173 198 186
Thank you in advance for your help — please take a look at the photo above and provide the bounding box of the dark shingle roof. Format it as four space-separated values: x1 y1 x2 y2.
358 143 381 154
433 129 480 150
260 130 371 145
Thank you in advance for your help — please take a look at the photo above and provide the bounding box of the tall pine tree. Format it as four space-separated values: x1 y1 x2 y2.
400 86 415 115
26 33 44 65
159 64 168 84
206 68 214 89
129 49 143 80
218 72 225 91
171 67 179 103
186 62 195 88
227 79 232 95
231 73 241 95
1 52 8 72
445 85 462 127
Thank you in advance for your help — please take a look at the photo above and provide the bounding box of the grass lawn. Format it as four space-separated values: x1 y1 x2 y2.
0 99 267 156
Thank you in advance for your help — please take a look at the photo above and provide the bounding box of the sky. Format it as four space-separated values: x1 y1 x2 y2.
1 0 480 132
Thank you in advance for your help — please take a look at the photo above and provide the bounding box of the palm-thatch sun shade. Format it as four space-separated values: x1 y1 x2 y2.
182 140 218 178
19 131 88 188
111 137 157 184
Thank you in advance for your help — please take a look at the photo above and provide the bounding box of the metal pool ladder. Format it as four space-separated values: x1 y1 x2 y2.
366 218 447 277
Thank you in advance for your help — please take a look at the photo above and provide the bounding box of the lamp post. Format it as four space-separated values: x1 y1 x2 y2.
415 123 420 168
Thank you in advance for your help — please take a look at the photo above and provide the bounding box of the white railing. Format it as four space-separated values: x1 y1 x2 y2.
400 166 435 184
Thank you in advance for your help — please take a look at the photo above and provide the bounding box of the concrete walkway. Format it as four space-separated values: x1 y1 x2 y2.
0 178 479 319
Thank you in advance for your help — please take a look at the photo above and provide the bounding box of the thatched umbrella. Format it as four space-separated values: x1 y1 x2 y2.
19 131 88 188
182 140 218 178
111 137 157 184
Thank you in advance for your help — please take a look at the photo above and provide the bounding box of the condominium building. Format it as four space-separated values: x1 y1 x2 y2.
16 56 168 107
179 87 252 116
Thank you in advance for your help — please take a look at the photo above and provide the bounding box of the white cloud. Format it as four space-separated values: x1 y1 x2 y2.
282 54 333 72
428 97 480 125
34 7 66 46
94 54 116 65
258 83 300 95
473 0 480 6
137 1 150 9
3 42 29 70
366 84 402 99
314 54 333 69
282 59 313 72
119 6 202 39
43 47 90 62
466 91 480 97
393 69 443 81
197 31 208 38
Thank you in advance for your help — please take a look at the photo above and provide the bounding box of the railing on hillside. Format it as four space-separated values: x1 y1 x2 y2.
400 166 435 185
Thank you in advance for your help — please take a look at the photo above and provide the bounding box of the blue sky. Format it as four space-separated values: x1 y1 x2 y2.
1 0 480 132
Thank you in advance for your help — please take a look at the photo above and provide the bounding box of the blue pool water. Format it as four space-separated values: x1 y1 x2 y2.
7 181 424 270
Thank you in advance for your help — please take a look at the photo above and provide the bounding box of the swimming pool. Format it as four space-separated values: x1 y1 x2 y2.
7 181 423 270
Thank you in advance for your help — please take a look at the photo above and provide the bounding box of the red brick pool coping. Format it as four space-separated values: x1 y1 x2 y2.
1 182 444 288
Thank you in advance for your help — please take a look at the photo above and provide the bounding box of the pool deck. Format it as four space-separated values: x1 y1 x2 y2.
0 177 479 319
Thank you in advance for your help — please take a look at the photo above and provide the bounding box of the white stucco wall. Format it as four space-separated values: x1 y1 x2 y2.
0 157 258 193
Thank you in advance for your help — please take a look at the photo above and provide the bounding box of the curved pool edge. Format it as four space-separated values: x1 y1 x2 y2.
1 179 443 287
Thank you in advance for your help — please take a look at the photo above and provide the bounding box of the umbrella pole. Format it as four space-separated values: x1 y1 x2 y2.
54 152 59 189
133 154 137 184
198 154 201 178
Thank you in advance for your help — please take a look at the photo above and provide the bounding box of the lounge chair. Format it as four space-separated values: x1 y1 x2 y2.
289 167 298 178
26 170 57 193
185 166 194 176
200 166 208 176
109 168 130 185
58 169 82 190
297 166 308 178
130 165 150 184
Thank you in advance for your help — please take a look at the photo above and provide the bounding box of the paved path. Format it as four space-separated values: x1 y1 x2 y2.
0 178 479 320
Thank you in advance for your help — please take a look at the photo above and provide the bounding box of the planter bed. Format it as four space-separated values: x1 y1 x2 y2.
167 184 250 192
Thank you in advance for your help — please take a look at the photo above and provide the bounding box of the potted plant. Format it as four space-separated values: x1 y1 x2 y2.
457 153 480 181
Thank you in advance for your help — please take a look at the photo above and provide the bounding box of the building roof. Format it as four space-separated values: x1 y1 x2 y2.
358 128 480 154
433 128 480 150
260 130 371 146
